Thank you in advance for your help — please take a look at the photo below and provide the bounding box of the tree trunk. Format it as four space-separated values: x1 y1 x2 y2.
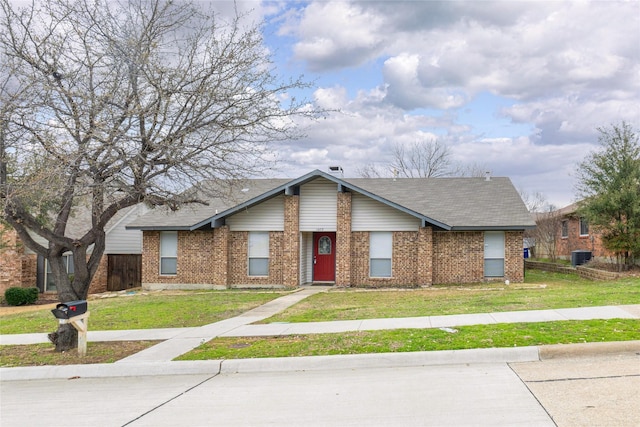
48 323 78 352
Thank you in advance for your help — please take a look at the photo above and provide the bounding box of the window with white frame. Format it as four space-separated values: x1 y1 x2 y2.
160 231 178 275
44 255 74 292
370 232 392 277
248 232 269 276
579 217 589 236
561 220 568 238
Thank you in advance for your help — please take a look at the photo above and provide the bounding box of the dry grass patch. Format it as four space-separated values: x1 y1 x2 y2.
0 341 160 367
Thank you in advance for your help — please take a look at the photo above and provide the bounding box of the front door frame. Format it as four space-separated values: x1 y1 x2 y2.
313 232 336 283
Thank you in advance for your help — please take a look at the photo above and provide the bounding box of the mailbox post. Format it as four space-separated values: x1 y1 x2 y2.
51 301 90 356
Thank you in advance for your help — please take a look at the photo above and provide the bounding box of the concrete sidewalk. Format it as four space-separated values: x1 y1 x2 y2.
2 304 638 347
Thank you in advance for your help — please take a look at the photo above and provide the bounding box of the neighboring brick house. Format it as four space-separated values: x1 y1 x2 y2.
1 204 147 295
128 170 534 289
554 202 613 261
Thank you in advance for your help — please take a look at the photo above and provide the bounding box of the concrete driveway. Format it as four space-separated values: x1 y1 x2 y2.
511 352 640 427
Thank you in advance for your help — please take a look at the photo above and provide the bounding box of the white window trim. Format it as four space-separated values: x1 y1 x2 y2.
369 231 393 278
579 217 589 236
159 231 178 275
248 231 270 277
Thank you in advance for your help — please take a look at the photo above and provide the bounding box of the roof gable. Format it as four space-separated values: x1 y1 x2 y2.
127 170 535 231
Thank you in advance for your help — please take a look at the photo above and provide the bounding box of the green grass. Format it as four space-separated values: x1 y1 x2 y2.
263 271 640 323
0 290 286 334
176 319 640 360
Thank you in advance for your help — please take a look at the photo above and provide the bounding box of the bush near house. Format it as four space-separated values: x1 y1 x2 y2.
4 287 39 306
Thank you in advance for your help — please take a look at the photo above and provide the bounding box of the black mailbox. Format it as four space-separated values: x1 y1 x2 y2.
51 300 88 319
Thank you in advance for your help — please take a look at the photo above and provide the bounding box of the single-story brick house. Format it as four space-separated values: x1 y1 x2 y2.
128 170 534 289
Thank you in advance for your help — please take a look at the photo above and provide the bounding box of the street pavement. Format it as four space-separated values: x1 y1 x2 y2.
1 287 639 426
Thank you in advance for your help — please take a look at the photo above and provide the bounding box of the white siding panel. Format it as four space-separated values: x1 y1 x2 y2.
352 193 420 231
105 204 148 254
227 195 284 231
106 226 143 254
299 178 337 231
300 232 312 284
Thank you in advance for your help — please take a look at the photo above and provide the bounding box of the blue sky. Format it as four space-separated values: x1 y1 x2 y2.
231 0 639 209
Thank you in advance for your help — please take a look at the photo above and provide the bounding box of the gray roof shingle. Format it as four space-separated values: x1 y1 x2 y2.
127 170 535 231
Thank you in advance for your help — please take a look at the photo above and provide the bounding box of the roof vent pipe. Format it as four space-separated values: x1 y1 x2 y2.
485 171 491 181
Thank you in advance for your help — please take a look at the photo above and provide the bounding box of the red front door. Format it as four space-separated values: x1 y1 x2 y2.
313 232 336 282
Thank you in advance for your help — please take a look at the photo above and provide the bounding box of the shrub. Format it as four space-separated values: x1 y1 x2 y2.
4 287 39 306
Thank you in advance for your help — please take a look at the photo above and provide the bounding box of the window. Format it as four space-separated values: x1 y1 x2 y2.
248 232 269 276
484 231 505 277
160 231 178 275
579 217 589 236
561 220 568 238
370 232 392 277
44 255 74 292
318 236 331 254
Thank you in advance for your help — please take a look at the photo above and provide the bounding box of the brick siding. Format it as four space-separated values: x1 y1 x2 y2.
433 231 484 284
505 231 525 282
229 231 284 286
0 226 37 293
556 216 612 259
349 230 432 288
282 195 299 287
336 192 352 286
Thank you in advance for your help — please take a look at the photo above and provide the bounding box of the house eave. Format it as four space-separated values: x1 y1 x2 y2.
450 225 536 231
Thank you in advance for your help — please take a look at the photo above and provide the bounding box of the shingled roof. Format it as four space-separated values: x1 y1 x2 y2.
127 170 535 231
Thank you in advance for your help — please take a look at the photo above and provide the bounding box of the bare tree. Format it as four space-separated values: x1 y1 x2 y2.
358 139 488 179
391 139 453 178
0 0 321 351
529 207 562 262
519 189 549 213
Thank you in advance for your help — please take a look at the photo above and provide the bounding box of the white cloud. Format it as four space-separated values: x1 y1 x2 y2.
272 0 639 205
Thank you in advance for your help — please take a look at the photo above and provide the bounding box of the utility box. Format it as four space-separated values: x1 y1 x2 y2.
571 250 592 267
51 300 88 319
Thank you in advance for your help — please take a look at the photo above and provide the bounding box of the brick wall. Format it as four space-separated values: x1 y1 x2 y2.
417 227 433 286
432 231 484 284
282 195 299 287
142 230 218 286
0 226 28 293
556 216 612 259
336 192 352 286
228 231 284 286
350 231 428 288
211 226 229 286
505 231 525 282
88 256 108 294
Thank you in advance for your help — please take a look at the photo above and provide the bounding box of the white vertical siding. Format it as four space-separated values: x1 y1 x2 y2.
300 232 313 284
226 195 284 231
299 178 337 231
105 204 148 254
351 192 420 231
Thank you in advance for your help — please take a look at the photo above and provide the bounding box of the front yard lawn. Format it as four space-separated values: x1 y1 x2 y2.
0 290 287 334
263 271 640 323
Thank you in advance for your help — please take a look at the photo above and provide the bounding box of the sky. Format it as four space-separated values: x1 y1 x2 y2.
227 0 640 209
5 0 640 209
